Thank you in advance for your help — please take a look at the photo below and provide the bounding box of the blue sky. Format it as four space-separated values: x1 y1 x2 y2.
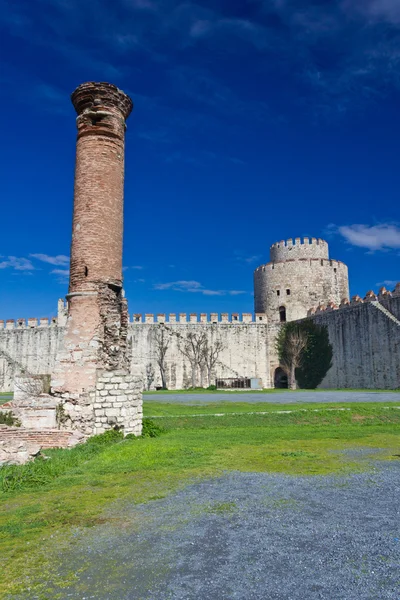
1 0 399 320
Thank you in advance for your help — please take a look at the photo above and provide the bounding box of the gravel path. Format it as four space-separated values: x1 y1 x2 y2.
145 391 400 404
34 461 400 600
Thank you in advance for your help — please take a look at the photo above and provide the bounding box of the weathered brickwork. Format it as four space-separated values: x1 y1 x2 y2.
0 427 82 449
52 82 133 400
254 237 349 322
43 81 143 438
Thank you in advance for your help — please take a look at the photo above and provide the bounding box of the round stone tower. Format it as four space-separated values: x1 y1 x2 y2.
254 237 349 323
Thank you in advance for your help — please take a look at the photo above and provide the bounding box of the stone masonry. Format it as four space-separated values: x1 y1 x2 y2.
92 371 142 435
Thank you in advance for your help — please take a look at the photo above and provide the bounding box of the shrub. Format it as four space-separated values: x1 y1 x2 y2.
207 384 217 391
296 321 333 389
0 411 21 427
125 418 165 440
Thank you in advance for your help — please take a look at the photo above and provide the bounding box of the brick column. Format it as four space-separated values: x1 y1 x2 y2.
52 82 134 423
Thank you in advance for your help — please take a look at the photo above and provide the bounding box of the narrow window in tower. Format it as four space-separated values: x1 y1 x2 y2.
334 268 337 273
84 266 88 277
286 289 290 295
321 259 324 266
279 306 286 322
277 290 280 296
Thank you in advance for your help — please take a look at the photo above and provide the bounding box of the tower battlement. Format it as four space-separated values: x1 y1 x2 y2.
270 237 329 262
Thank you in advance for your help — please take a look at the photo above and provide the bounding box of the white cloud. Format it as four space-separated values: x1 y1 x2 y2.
337 223 400 251
30 253 69 266
153 280 202 292
51 268 69 283
235 251 262 264
342 0 400 24
153 280 248 296
0 256 35 271
376 279 398 287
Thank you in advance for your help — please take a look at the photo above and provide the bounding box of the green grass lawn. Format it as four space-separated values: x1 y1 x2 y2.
144 400 400 417
143 388 400 394
0 392 12 407
0 402 399 597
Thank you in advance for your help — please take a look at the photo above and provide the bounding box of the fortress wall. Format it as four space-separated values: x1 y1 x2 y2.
130 321 271 389
309 298 400 389
0 324 64 392
0 316 271 391
254 259 349 322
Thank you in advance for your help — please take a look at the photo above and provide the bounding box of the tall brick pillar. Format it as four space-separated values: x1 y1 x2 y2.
51 82 142 436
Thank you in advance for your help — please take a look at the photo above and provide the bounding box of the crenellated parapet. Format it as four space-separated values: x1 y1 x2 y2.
0 298 68 330
130 312 266 324
0 310 269 328
306 283 400 316
0 317 58 330
269 237 329 262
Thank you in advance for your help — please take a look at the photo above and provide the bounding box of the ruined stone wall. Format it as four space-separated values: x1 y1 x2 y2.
254 237 349 323
307 294 400 389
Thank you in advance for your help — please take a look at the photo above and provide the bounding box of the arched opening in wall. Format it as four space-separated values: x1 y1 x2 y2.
279 306 286 322
274 367 288 389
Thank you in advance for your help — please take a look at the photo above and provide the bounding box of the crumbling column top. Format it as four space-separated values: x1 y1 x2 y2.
71 81 133 120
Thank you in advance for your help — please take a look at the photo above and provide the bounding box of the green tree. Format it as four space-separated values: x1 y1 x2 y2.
276 320 333 389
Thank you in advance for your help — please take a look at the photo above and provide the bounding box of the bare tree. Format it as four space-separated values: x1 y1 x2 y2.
14 375 48 400
151 325 170 389
278 328 308 390
179 332 208 388
202 337 225 386
0 347 47 399
145 362 155 391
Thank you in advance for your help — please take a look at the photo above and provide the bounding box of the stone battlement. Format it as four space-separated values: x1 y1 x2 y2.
269 237 329 262
307 283 400 316
131 313 267 324
0 311 269 328
0 317 59 329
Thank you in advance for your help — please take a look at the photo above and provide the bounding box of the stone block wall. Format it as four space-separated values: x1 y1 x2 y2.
92 370 142 435
307 297 400 389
